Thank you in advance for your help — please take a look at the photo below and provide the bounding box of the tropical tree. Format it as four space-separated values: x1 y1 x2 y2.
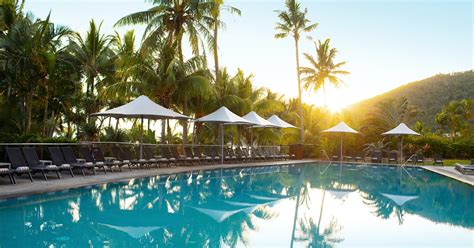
275 0 318 143
435 99 473 140
115 0 214 61
300 38 349 105
209 0 240 83
0 0 24 35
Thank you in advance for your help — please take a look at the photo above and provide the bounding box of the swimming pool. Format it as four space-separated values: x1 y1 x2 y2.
0 163 472 247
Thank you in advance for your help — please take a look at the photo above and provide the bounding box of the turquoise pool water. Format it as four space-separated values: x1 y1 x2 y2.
0 163 473 247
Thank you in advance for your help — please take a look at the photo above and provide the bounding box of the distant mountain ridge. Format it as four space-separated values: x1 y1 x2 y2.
347 70 474 127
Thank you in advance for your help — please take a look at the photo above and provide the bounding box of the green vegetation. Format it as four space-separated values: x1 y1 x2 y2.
0 0 472 160
349 70 474 128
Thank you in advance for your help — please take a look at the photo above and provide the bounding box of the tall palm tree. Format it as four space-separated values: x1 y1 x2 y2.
68 20 115 98
210 0 240 83
300 39 349 106
275 0 317 143
115 0 214 61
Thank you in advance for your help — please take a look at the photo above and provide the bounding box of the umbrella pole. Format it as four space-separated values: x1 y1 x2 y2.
400 135 404 164
340 135 343 162
221 124 224 165
140 117 144 159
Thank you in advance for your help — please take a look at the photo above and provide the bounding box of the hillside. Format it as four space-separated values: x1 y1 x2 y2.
347 70 474 127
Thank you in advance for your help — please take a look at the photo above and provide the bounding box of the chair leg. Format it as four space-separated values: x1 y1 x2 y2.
102 166 107 174
8 174 13 184
119 165 123 172
81 167 85 176
56 170 61 179
43 171 48 181
27 172 33 182
129 164 133 171
69 168 74 177
92 167 96 175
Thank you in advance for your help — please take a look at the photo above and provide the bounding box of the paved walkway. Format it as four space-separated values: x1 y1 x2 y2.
0 160 315 199
422 166 474 186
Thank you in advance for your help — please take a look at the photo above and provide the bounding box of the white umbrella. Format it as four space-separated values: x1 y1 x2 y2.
242 111 278 149
267 115 297 129
381 193 418 206
92 95 189 119
92 95 190 158
382 123 421 163
321 121 359 162
195 107 256 164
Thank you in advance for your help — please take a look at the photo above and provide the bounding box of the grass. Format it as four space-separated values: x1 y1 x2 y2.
442 160 470 166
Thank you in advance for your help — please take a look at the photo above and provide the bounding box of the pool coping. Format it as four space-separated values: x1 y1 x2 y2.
421 166 474 186
1 159 472 200
0 159 316 200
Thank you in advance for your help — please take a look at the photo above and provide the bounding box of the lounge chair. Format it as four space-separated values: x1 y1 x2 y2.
112 146 140 170
433 154 444 166
92 147 130 172
5 147 33 182
415 154 425 165
354 154 364 162
204 147 220 164
160 146 177 166
43 147 77 178
454 160 474 175
22 147 71 179
81 147 108 174
388 151 398 164
142 146 159 168
184 146 201 165
170 146 187 165
0 163 15 184
49 146 94 176
371 150 382 163
61 146 96 175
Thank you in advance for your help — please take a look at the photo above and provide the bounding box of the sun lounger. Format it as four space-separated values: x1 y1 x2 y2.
92 147 130 172
184 146 201 165
160 146 177 166
112 146 141 170
433 154 444 166
415 154 425 165
22 147 71 179
388 151 398 164
81 147 108 174
43 147 79 178
454 160 474 175
5 147 33 182
371 151 382 163
61 146 96 175
0 163 15 184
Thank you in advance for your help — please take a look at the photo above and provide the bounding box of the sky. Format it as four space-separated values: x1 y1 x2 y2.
24 0 473 112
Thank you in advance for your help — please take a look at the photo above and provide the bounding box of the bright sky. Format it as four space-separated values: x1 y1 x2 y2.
25 0 473 112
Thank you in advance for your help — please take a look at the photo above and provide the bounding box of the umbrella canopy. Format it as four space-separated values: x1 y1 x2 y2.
267 115 297 129
242 111 278 127
92 95 189 120
381 193 419 206
321 121 359 134
382 123 420 136
195 106 253 124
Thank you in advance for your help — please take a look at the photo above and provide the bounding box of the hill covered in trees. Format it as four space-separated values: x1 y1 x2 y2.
347 70 474 127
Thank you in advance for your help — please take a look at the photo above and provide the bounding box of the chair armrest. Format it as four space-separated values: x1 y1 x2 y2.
40 160 52 165
104 157 116 161
76 158 86 163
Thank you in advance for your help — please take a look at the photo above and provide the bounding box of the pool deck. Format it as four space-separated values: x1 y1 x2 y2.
0 160 472 199
0 159 315 199
422 165 474 186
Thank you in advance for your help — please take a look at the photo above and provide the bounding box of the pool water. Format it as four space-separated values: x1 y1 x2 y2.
0 163 473 247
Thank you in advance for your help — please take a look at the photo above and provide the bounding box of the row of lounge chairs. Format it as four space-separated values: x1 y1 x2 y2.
1 146 292 184
333 150 444 165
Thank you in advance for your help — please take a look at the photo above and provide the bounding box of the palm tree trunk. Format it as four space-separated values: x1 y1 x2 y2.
43 94 49 136
161 119 166 144
182 95 188 144
213 20 220 83
294 38 304 143
25 90 34 133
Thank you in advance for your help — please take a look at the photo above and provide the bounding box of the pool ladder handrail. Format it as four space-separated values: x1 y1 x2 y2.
400 153 416 178
320 150 333 175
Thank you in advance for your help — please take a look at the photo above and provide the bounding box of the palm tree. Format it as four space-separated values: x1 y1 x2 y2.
275 0 318 143
300 39 349 106
115 0 214 61
210 0 240 84
68 20 114 98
